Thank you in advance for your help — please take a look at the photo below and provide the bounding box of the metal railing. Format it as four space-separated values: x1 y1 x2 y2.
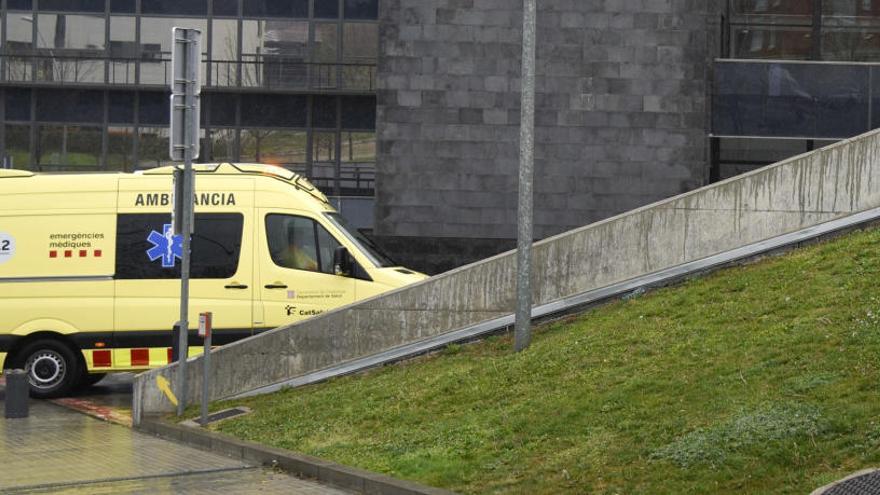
284 161 376 196
1 53 377 91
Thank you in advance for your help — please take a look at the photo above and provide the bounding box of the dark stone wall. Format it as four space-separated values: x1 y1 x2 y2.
376 0 722 272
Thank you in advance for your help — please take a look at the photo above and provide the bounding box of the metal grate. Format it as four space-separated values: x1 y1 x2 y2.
822 470 880 495
203 407 251 424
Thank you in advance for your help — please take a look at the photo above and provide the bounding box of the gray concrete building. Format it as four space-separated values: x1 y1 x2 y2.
373 0 722 272
4 1 880 274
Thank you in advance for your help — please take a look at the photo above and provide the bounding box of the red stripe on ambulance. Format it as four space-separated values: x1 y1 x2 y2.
93 350 111 367
49 249 103 258
131 349 149 367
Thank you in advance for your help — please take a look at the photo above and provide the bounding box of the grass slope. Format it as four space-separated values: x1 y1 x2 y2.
211 228 880 494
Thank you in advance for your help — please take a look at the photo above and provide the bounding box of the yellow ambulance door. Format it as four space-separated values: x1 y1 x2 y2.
255 209 354 329
114 177 254 365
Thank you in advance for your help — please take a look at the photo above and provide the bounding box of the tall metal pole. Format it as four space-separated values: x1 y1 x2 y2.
177 144 193 415
174 29 198 416
514 0 537 352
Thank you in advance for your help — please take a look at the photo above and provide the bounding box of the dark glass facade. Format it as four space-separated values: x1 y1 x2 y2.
713 0 880 180
713 61 872 139
0 0 378 198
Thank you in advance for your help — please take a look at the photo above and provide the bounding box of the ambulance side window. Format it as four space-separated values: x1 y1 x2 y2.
116 213 243 279
266 214 341 275
316 224 342 274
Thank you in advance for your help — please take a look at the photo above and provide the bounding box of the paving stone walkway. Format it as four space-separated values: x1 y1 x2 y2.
1 382 351 494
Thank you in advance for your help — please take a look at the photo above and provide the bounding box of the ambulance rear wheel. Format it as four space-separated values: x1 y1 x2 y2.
14 339 81 399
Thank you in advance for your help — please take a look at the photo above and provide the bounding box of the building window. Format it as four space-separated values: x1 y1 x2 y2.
242 0 308 19
311 131 336 191
727 0 880 61
137 127 171 168
314 0 339 19
142 0 208 16
312 95 337 128
140 17 207 85
35 89 104 123
732 27 813 60
240 93 307 127
822 0 879 16
35 125 102 169
33 125 58 167
714 137 839 180
7 15 35 81
344 0 378 20
4 124 31 168
342 23 377 90
110 0 136 14
213 0 239 17
240 128 301 164
108 91 135 124
208 128 237 162
107 126 135 171
36 14 107 84
340 131 374 195
211 19 239 86
138 91 170 125
8 0 34 11
206 93 238 127
312 22 338 88
5 88 32 121
732 1 813 16
38 0 105 13
240 128 306 168
65 126 103 167
241 19 309 89
713 61 870 139
109 16 137 84
341 95 375 129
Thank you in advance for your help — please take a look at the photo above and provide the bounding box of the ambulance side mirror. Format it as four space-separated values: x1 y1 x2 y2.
333 246 352 277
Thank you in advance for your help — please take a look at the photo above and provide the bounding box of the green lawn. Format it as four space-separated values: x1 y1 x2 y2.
205 227 880 494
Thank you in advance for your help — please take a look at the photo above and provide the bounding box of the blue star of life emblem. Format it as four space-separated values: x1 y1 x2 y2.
146 223 183 268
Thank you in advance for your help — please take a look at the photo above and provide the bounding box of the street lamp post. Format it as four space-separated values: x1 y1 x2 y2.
514 0 537 352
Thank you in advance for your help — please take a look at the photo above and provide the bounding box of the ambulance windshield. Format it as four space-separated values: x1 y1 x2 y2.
324 212 396 268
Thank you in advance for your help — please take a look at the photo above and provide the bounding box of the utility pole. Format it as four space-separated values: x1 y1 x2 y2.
514 0 537 352
170 27 201 415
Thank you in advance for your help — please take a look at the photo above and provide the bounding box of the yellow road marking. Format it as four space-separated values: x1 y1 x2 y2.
156 376 178 407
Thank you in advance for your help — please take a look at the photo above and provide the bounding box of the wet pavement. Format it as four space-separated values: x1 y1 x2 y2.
51 373 136 425
0 378 352 494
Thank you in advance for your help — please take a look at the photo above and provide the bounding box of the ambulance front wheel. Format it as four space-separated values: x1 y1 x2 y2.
14 339 81 399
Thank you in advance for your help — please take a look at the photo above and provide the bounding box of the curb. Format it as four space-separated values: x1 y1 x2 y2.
136 415 458 495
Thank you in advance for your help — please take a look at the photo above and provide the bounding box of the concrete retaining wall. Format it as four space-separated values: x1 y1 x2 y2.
134 128 880 421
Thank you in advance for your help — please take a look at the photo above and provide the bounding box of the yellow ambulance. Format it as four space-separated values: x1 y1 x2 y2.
0 163 425 398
